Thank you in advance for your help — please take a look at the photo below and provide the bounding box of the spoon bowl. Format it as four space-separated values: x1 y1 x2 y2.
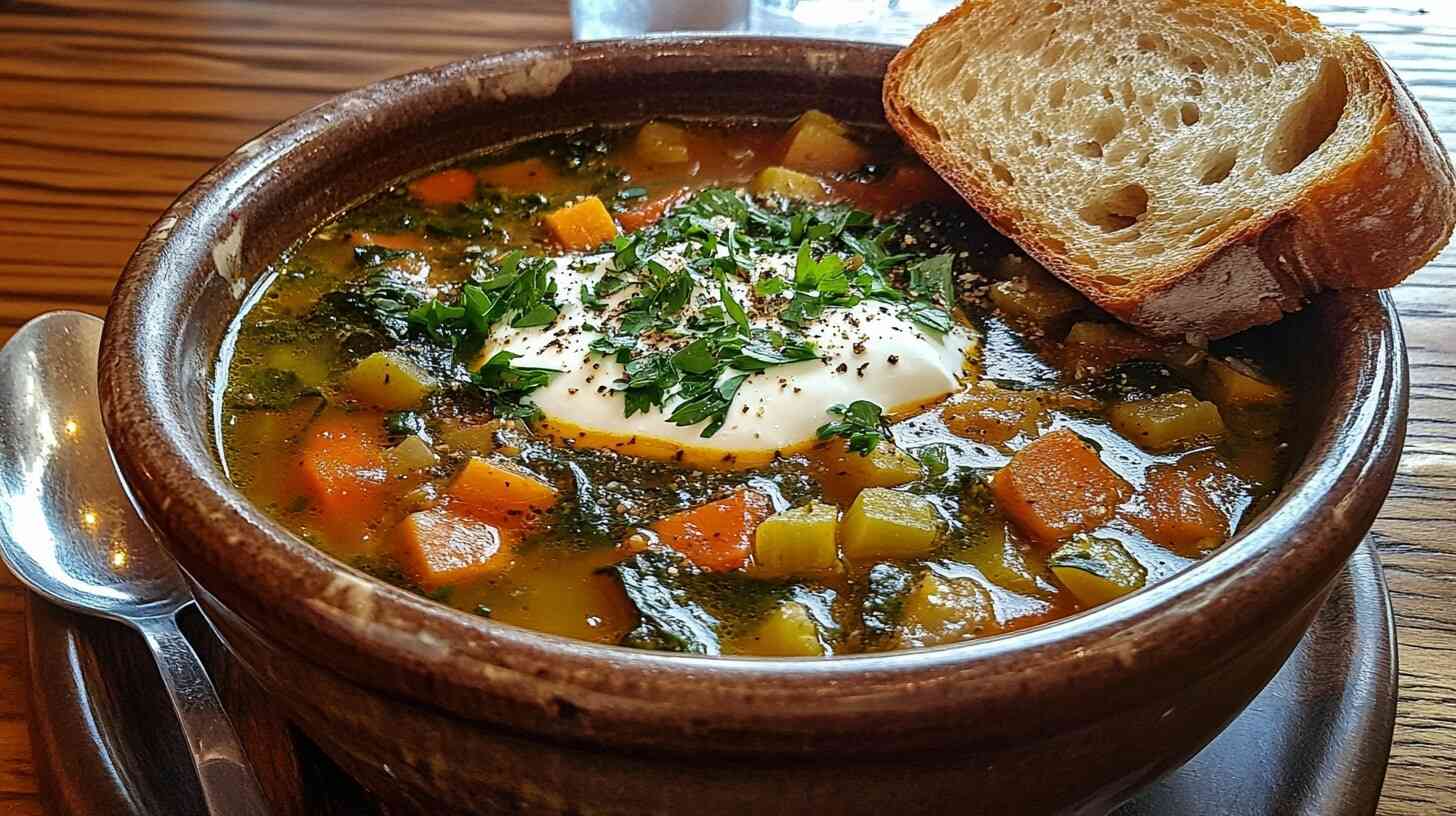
0 311 189 620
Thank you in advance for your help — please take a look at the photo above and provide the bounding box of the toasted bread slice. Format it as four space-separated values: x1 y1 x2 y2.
884 0 1456 339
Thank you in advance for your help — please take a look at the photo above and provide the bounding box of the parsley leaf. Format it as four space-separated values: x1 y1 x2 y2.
471 351 559 420
816 400 888 455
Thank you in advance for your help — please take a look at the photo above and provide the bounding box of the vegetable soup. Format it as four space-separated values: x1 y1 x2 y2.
218 112 1295 656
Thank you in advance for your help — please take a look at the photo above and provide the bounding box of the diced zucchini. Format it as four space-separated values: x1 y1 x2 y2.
781 110 869 174
811 437 924 503
750 166 828 202
342 351 435 410
1108 390 1225 452
940 386 1046 446
754 502 839 577
988 269 1087 327
1204 358 1288 408
739 601 825 657
957 523 1052 597
387 434 437 476
842 488 942 561
895 573 994 648
635 121 692 164
1048 534 1146 607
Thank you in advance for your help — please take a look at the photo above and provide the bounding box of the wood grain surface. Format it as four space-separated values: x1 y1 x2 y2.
0 1 1451 815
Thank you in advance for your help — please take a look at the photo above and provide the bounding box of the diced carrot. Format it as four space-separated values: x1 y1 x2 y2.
407 168 477 206
444 456 558 529
1127 456 1232 555
651 489 773 572
294 412 390 539
348 231 426 251
991 429 1129 544
478 158 560 193
543 196 618 250
392 507 513 590
615 188 685 232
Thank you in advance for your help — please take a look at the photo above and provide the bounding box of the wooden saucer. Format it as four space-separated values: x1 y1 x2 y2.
24 539 1396 815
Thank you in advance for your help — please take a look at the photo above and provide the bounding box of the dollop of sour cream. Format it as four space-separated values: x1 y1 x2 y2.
485 247 978 468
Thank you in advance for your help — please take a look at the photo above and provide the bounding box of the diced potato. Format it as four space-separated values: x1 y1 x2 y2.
1049 534 1147 607
445 456 558 528
1128 456 1231 554
392 507 513 590
991 428 1129 544
841 488 942 561
750 166 829 202
542 196 618 250
1204 358 1289 408
738 602 825 657
634 121 692 164
957 523 1051 597
1108 390 1225 452
262 344 330 388
895 573 994 648
342 351 435 410
780 110 870 174
1061 321 1206 373
811 438 924 504
477 157 560 193
941 386 1046 446
988 269 1088 327
754 502 839 577
386 434 437 476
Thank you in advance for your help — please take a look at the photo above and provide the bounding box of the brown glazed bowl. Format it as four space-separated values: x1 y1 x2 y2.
98 38 1407 815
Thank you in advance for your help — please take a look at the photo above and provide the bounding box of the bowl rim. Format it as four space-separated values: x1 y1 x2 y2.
98 35 1409 751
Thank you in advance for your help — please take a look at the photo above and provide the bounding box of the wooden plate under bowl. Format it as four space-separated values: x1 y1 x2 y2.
24 538 1396 816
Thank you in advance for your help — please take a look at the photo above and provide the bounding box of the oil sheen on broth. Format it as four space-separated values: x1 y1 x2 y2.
218 112 1295 656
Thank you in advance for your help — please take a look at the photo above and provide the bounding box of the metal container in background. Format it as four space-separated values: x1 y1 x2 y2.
571 0 957 43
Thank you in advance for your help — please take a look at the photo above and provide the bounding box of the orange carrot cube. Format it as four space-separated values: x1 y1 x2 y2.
651 489 774 572
542 196 618 250
392 507 513 590
407 168 477 206
991 429 1129 544
444 456 558 529
477 158 560 193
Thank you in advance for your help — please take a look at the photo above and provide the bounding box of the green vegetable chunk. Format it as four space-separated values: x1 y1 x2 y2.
1049 534 1147 608
754 502 840 577
842 488 943 561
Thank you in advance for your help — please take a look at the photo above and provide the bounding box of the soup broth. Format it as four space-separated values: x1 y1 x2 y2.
219 113 1294 656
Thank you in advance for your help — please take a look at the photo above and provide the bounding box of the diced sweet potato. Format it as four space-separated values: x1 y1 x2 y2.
445 456 558 529
1127 456 1231 554
478 158 560 192
392 507 513 590
651 489 773 572
1109 390 1225 452
750 166 830 202
991 429 1129 544
780 110 870 174
407 168 477 206
634 121 692 164
295 412 390 537
941 386 1047 446
543 196 618 250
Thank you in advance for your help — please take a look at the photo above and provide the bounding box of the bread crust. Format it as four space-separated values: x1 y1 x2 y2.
884 0 1456 339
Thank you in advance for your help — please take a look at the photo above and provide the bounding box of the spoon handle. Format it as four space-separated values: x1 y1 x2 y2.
135 613 272 816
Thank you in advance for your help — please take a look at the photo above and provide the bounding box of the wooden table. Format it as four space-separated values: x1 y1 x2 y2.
0 1 1451 813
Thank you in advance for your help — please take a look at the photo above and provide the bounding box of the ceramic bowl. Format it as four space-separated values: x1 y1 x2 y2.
97 38 1407 815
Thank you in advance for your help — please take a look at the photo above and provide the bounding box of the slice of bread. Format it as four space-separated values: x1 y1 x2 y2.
884 0 1456 339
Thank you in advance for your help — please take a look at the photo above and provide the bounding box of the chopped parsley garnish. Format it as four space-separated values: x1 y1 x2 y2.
816 400 888 455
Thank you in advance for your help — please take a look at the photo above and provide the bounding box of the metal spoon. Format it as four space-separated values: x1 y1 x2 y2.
0 311 271 816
